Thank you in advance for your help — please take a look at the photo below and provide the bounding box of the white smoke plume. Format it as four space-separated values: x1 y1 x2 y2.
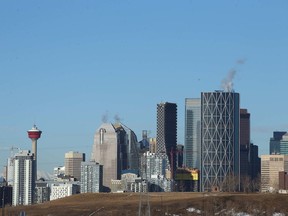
102 111 109 123
236 58 246 65
114 114 121 123
221 69 236 92
221 58 246 92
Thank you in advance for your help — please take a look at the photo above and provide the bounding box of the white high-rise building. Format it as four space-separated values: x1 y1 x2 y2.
7 157 15 186
80 161 103 193
13 150 35 206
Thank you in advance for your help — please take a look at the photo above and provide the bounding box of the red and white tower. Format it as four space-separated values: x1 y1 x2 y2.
27 125 42 179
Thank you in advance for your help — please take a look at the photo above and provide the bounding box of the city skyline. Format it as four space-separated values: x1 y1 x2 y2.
1 1 288 175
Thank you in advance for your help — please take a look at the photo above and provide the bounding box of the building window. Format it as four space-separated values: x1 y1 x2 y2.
99 128 106 145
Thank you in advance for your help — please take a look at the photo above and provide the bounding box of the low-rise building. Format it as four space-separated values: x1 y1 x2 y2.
50 183 79 201
261 155 288 192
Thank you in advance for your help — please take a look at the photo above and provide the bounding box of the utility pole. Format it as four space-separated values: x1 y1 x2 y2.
138 152 151 216
2 187 5 216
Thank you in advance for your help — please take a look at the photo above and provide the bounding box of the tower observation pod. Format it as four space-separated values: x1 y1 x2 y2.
28 125 42 160
27 125 42 180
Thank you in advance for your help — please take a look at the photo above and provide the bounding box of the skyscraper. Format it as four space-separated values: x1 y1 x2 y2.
13 150 35 206
270 131 287 155
249 143 260 180
240 109 250 177
280 133 288 155
184 98 201 169
201 91 240 192
156 102 177 177
90 122 139 192
64 151 85 181
239 109 260 189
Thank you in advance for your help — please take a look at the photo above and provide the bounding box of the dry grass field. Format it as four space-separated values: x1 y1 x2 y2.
1 192 288 216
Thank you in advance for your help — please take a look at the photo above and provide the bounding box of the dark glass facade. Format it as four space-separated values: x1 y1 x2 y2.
201 91 240 192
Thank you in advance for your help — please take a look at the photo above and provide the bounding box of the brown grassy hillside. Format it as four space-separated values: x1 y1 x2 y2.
1 192 288 216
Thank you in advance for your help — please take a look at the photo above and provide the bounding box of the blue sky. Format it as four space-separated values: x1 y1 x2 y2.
0 1 288 175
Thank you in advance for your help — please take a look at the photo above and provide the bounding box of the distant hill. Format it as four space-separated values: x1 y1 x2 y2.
3 192 288 216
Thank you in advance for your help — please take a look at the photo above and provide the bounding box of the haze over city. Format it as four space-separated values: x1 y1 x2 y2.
1 1 288 176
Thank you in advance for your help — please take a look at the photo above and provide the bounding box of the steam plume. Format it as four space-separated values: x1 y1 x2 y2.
102 111 109 123
221 58 246 92
221 69 236 92
114 114 121 123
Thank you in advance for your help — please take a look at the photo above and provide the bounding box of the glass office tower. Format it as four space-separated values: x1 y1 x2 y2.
184 98 201 169
201 91 240 192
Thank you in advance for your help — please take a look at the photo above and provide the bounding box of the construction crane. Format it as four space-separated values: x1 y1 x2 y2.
0 146 20 157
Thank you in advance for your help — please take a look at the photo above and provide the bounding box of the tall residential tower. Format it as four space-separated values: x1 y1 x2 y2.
156 102 177 177
13 150 35 206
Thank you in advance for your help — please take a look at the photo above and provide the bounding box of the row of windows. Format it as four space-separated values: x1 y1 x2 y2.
270 157 284 161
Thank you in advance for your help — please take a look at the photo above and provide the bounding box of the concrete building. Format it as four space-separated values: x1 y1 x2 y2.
50 183 78 201
53 166 65 181
0 186 13 207
149 138 157 154
13 150 35 206
156 102 177 178
111 172 145 193
261 155 288 192
35 180 50 204
80 161 103 193
140 152 172 192
184 98 201 169
175 168 200 192
90 122 140 192
65 151 85 181
279 171 288 190
6 157 14 186
139 130 150 151
201 91 240 192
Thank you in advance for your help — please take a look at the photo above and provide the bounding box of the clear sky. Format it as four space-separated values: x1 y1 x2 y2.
0 1 288 175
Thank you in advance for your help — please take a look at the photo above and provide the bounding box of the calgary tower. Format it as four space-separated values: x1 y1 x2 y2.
27 125 42 179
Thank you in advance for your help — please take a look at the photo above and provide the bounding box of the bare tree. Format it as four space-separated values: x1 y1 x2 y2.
222 174 240 192
241 175 252 193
